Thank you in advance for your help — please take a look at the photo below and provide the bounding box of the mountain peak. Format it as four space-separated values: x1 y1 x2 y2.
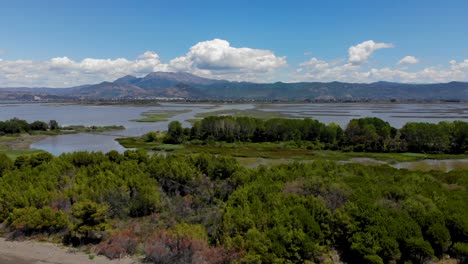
114 75 138 84
143 71 225 85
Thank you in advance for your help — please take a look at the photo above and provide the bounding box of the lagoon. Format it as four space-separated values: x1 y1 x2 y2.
1 102 467 155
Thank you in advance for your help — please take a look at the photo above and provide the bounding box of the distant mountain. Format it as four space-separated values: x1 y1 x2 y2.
75 82 149 98
1 72 468 101
77 72 214 99
115 72 226 89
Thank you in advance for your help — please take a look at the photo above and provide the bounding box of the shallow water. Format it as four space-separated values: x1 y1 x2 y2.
1 102 468 155
241 157 468 172
393 158 468 172
0 102 254 155
260 103 468 128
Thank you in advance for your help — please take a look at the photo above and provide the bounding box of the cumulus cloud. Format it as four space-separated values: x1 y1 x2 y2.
296 57 468 83
2 38 468 87
348 40 393 65
168 39 287 81
0 39 287 87
295 40 468 83
398 55 419 65
0 51 168 87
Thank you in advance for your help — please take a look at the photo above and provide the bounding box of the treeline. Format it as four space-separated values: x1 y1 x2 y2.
164 116 468 154
0 151 467 263
0 118 59 135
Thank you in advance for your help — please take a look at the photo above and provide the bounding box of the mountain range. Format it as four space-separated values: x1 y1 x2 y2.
1 72 468 101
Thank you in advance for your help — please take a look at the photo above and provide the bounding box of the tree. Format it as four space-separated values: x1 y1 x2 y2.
403 237 434 264
8 206 70 236
71 200 109 243
49 120 59 130
164 121 185 144
29 121 48 131
426 223 451 257
344 118 393 152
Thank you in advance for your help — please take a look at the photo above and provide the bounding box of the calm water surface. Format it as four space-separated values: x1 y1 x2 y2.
0 102 253 155
1 102 468 156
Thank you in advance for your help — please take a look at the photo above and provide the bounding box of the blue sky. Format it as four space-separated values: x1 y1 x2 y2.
1 0 468 87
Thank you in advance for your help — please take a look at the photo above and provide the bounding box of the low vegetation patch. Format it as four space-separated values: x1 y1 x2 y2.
132 110 191 122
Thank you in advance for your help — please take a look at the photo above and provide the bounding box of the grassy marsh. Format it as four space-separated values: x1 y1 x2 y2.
132 110 191 122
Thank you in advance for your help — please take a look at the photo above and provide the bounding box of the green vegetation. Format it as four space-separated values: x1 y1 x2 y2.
0 151 467 263
0 118 57 135
194 108 289 120
2 116 468 263
0 134 47 159
118 117 468 166
47 125 125 134
132 109 191 122
0 118 124 158
0 118 124 136
165 116 468 154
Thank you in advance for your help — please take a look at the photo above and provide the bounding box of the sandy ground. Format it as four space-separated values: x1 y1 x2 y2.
0 238 138 264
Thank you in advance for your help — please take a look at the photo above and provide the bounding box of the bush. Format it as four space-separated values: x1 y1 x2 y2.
71 200 109 243
144 230 240 264
451 242 468 263
29 121 48 131
8 206 70 236
96 228 139 259
0 154 13 176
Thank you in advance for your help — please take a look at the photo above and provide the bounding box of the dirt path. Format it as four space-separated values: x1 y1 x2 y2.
0 238 138 264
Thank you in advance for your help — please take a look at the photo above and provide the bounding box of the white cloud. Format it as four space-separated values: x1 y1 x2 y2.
0 51 169 87
398 55 419 65
2 38 468 87
348 40 393 65
168 39 287 81
296 41 468 83
0 39 287 87
296 57 468 83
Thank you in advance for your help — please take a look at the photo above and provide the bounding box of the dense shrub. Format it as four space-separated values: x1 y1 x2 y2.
144 229 239 264
96 228 139 259
0 151 466 262
8 206 70 236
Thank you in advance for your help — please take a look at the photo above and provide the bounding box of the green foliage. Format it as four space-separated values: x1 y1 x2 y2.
401 122 451 153
403 237 434 263
0 150 466 263
451 242 468 263
8 206 70 235
345 117 394 152
29 120 48 131
0 153 13 176
71 200 109 240
0 118 60 134
164 120 185 144
0 118 29 134
169 223 208 241
222 168 331 262
171 116 468 155
49 120 59 130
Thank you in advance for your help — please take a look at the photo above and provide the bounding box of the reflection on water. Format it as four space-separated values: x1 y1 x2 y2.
0 102 467 155
28 103 253 155
32 133 128 154
260 103 468 128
